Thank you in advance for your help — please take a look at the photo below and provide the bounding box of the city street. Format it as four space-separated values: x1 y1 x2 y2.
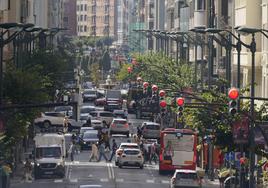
10 114 220 188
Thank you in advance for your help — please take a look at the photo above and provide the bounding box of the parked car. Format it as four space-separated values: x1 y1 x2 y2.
115 143 140 166
113 110 127 119
80 130 99 150
141 122 160 139
94 97 106 106
170 169 202 188
54 106 73 117
34 112 67 129
82 89 97 102
89 111 114 126
118 148 144 169
109 118 129 137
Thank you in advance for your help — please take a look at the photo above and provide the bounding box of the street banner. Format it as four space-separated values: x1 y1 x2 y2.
232 117 249 144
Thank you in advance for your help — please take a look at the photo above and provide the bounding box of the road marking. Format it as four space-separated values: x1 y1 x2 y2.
161 180 170 184
100 178 109 182
110 163 115 179
88 174 93 177
70 179 78 183
54 179 63 183
107 163 111 179
115 178 124 182
146 179 155 183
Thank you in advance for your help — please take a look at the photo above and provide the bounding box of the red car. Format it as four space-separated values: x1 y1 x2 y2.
94 97 106 106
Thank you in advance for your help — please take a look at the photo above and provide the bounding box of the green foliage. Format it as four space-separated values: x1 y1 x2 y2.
101 50 111 71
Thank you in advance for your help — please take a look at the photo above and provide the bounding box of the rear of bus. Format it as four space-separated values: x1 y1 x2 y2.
159 128 197 174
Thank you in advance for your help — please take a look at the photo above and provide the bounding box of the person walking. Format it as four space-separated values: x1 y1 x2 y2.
103 130 110 151
68 142 75 162
89 142 99 162
24 158 33 182
98 142 108 162
109 139 118 162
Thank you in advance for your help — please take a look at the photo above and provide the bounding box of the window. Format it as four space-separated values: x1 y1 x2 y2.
84 15 87 21
80 25 83 32
80 15 83 21
195 0 205 10
84 4 87 11
77 5 79 11
84 25 87 32
77 26 80 32
80 4 83 11
77 16 79 21
104 15 109 24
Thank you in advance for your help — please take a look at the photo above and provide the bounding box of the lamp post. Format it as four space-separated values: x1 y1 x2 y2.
0 23 34 106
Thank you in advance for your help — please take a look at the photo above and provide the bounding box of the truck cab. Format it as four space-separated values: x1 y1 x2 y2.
33 133 66 179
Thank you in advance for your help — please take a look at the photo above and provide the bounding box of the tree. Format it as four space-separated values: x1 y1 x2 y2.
101 50 111 71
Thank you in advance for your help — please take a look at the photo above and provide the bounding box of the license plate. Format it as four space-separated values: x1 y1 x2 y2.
44 171 53 175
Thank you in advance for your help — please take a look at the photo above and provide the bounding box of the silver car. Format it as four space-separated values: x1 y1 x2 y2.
170 169 202 188
109 118 129 137
141 122 160 139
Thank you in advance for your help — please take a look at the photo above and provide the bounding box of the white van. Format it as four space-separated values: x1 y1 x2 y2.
89 111 113 126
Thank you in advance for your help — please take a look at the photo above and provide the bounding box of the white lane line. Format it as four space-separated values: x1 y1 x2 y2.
107 163 111 179
115 178 124 182
88 174 93 177
68 166 72 180
161 180 170 184
110 163 115 179
100 178 109 182
146 179 155 183
70 179 78 183
54 179 63 183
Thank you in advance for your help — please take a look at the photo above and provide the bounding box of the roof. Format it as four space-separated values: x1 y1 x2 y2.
175 169 197 173
120 142 138 146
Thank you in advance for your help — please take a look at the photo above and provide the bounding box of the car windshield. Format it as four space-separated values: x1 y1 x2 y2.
44 112 65 117
124 150 140 155
100 112 113 117
114 120 127 124
55 106 72 112
176 172 198 180
83 132 98 139
80 128 92 134
146 124 160 130
81 107 95 113
80 116 89 120
84 90 96 95
120 145 139 149
36 147 61 158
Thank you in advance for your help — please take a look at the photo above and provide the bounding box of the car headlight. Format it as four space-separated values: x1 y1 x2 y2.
83 141 86 144
57 162 63 166
36 163 40 166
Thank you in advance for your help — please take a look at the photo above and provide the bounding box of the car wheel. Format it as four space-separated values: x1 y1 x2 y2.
115 161 118 166
140 165 143 169
126 133 129 138
43 121 51 129
118 164 122 168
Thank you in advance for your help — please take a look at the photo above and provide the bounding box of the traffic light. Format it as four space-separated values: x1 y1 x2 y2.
159 100 167 117
177 97 184 118
228 87 239 116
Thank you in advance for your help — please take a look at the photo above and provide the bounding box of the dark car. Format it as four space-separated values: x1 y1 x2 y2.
80 130 99 150
113 110 127 119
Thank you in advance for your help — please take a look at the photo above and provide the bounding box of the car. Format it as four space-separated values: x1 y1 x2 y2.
115 143 140 165
89 111 114 126
79 127 94 138
80 114 91 125
34 112 67 130
109 118 129 137
54 106 73 117
91 119 103 129
170 169 202 188
80 106 95 121
94 97 106 106
118 148 144 169
141 122 160 139
67 118 83 131
82 89 97 102
113 109 127 119
80 130 99 150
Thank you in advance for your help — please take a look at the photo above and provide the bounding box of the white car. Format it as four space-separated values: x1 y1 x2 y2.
89 111 114 126
115 143 140 166
109 118 129 137
170 169 202 188
118 148 144 169
34 112 67 128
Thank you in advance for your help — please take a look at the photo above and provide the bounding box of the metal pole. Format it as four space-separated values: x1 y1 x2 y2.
176 39 179 65
201 44 204 89
249 33 256 188
208 36 213 89
237 34 241 109
194 38 198 90
0 32 3 106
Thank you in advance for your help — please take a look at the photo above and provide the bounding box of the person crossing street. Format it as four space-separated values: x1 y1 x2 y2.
109 139 118 162
98 142 108 162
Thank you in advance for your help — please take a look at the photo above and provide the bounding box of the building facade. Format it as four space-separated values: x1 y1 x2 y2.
77 0 117 38
63 0 77 36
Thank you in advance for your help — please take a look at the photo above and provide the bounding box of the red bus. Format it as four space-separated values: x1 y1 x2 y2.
159 128 198 174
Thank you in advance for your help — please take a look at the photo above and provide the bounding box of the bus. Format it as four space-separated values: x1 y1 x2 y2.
159 128 198 174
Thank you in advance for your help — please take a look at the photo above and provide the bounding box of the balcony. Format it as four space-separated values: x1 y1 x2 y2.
193 10 206 28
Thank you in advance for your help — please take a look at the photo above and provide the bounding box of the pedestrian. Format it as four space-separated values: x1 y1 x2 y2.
98 142 108 162
68 141 75 162
150 143 158 164
89 142 99 162
137 126 142 139
109 139 118 162
123 109 128 119
103 130 110 151
24 158 33 182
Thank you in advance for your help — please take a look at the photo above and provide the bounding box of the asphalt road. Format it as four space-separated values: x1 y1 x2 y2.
10 105 220 188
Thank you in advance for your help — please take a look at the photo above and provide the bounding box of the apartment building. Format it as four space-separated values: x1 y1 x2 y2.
115 0 129 46
63 0 77 36
77 0 117 38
